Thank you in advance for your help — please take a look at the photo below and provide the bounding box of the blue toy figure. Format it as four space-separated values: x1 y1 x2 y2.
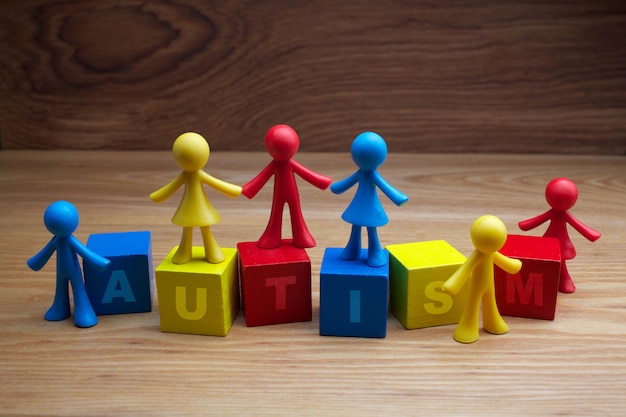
331 132 408 267
27 201 110 328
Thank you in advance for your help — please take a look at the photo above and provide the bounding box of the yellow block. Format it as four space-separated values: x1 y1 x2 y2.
387 240 468 329
156 246 239 336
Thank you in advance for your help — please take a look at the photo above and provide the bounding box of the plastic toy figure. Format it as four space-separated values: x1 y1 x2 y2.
330 132 408 267
150 132 242 264
443 215 522 343
27 200 110 328
242 124 332 249
519 177 601 293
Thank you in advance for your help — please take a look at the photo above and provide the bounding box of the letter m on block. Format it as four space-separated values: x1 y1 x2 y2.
507 272 544 306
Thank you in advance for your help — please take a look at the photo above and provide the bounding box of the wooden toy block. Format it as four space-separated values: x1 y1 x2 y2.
155 246 239 336
319 248 389 338
84 231 153 316
494 234 561 320
387 240 469 329
237 240 312 327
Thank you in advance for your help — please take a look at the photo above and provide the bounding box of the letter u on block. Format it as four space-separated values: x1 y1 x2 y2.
175 286 207 320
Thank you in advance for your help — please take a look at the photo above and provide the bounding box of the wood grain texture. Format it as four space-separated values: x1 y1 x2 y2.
0 150 625 416
0 1 625 153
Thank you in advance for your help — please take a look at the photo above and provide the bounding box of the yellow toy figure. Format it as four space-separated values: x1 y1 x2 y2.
150 132 242 264
443 215 522 343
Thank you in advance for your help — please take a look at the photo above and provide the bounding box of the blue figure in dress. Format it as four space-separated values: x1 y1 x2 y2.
331 132 409 267
27 201 110 328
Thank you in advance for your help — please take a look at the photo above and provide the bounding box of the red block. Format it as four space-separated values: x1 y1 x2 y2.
237 240 312 327
495 234 561 320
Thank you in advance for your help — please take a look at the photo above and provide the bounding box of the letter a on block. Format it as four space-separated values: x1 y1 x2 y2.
102 270 137 303
175 286 207 320
424 281 453 315
265 276 297 310
507 272 544 306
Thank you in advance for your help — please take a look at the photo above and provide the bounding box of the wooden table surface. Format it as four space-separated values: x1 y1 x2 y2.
0 151 624 416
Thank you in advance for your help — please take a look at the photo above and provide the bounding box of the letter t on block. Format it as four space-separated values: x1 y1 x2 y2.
238 240 312 327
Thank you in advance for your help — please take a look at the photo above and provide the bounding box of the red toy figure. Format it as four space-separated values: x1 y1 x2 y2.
242 124 332 249
519 178 601 293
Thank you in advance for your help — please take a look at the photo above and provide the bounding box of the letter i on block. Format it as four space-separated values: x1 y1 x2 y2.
84 231 154 315
319 248 389 338
387 240 469 329
237 240 312 327
156 246 239 336
494 234 561 320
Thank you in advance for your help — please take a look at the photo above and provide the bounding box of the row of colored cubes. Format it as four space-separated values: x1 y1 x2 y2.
83 232 561 338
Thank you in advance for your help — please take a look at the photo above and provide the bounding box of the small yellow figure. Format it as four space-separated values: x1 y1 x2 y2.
150 132 242 264
443 215 522 343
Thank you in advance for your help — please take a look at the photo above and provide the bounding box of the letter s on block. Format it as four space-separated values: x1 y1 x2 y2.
424 281 453 315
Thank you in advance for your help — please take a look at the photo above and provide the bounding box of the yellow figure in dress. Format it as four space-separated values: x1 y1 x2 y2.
443 215 522 343
150 132 242 264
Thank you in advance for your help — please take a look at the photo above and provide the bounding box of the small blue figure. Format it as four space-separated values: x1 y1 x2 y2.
331 132 408 267
27 201 110 328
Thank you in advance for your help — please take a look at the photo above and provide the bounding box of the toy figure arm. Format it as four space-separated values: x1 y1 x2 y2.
69 236 110 271
443 251 478 296
518 211 551 231
200 171 242 198
373 172 409 206
27 238 56 271
149 174 185 203
291 160 332 190
493 252 522 275
330 171 359 195
564 211 601 242
241 162 274 199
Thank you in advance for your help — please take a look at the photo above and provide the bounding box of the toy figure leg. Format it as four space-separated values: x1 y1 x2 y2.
340 225 362 261
257 202 284 249
453 285 481 343
70 276 98 328
45 275 71 321
173 227 193 264
559 260 575 293
366 227 386 267
201 226 225 263
482 288 509 335
289 200 316 248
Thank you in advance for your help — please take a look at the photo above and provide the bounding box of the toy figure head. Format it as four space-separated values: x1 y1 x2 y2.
265 124 299 161
44 200 79 237
172 132 210 171
470 215 508 254
545 178 578 211
350 132 388 171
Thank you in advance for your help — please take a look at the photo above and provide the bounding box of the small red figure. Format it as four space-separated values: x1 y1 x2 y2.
242 124 332 249
519 178 601 293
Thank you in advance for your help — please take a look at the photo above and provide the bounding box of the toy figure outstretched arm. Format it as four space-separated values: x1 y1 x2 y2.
443 251 478 295
519 210 552 231
493 251 522 275
150 173 186 203
291 160 332 190
27 238 57 271
242 162 274 199
330 171 359 195
200 171 242 198
69 236 110 271
372 171 409 207
564 211 601 242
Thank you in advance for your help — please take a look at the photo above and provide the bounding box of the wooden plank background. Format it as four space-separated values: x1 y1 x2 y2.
0 0 624 153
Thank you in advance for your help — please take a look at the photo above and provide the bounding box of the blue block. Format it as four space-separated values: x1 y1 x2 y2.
319 248 389 338
84 231 153 315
